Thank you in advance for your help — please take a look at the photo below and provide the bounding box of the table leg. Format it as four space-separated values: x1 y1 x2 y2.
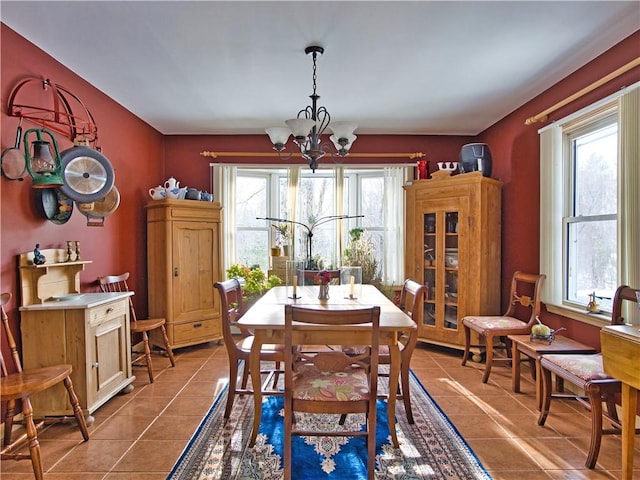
387 343 401 448
620 383 637 480
248 333 263 448
512 342 521 393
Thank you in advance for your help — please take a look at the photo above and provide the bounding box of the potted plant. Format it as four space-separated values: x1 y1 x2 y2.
226 263 282 313
272 223 291 257
342 227 382 286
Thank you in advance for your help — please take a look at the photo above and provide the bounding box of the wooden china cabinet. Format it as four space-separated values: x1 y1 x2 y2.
404 172 502 354
146 199 224 349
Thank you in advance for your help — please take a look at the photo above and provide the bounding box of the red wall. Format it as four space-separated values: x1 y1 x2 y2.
1 25 165 330
162 133 471 192
479 30 640 346
2 22 639 356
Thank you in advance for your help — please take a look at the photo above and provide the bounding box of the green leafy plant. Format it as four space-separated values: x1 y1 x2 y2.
342 228 381 286
226 263 282 297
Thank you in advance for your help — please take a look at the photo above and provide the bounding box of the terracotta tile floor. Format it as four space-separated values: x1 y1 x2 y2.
2 342 639 479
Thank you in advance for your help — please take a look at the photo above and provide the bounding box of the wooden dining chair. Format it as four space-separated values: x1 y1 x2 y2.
98 272 175 383
1 292 89 480
214 278 284 419
283 304 380 480
461 271 546 383
537 285 640 468
343 279 424 423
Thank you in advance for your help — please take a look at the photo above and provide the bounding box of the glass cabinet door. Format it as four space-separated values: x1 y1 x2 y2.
421 208 460 335
423 213 436 326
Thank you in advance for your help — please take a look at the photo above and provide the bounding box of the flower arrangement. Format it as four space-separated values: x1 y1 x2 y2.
314 270 333 285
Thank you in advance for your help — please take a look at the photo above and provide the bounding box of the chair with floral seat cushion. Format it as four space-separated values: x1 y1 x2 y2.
461 271 546 383
537 285 640 469
283 304 380 480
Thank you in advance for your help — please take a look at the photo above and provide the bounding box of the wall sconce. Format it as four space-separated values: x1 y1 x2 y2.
23 128 64 188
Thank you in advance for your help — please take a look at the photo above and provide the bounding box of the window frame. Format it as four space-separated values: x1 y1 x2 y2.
539 82 640 326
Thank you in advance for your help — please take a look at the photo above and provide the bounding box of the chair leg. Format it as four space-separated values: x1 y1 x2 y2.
225 360 239 419
63 376 89 441
141 330 155 383
461 323 471 366
160 324 176 367
283 396 292 480
272 361 280 389
367 404 376 480
585 384 604 469
3 399 17 446
22 397 44 480
481 335 494 383
537 366 552 426
400 363 414 424
240 360 250 390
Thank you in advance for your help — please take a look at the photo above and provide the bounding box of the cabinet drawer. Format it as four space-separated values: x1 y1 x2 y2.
89 300 128 326
173 319 217 343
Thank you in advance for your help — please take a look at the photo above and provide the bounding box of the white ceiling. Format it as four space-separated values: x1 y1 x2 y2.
2 1 638 136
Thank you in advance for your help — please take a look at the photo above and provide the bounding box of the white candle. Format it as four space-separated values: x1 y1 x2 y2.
349 275 355 296
293 275 297 296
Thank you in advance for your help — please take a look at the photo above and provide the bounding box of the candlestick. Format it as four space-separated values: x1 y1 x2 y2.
293 275 298 297
349 276 355 297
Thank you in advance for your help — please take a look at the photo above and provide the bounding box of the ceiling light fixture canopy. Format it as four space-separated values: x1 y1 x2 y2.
266 45 357 173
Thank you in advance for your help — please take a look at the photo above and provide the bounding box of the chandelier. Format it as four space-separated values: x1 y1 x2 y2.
265 45 357 173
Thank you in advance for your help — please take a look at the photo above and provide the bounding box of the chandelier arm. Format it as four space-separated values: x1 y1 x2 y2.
314 106 330 136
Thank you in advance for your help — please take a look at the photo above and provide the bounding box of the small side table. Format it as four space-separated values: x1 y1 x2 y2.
508 334 596 410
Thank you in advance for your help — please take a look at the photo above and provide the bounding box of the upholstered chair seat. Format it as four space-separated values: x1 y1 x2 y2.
537 286 640 469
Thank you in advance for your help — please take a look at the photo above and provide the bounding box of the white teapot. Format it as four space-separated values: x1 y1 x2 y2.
164 177 180 190
149 185 166 200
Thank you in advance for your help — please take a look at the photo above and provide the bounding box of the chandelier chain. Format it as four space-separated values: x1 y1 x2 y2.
312 51 318 97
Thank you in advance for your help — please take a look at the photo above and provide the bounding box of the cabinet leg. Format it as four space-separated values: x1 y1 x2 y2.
120 384 135 394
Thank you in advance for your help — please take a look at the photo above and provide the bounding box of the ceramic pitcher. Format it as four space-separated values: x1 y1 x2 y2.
149 185 166 200
164 177 180 191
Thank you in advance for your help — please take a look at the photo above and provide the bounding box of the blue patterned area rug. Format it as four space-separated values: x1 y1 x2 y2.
167 370 492 479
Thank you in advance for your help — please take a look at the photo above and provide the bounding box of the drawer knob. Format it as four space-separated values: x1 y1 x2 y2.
106 307 114 314
91 362 99 369
193 323 202 328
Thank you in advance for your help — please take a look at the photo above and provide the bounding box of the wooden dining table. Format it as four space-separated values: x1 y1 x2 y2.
237 284 416 449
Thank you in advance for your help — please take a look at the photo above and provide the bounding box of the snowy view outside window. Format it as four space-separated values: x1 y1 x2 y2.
566 121 617 312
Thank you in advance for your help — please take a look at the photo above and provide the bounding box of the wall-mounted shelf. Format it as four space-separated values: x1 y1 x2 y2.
19 249 92 306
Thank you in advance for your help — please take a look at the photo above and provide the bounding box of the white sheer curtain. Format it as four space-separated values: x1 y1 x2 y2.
382 167 409 286
618 87 640 324
212 164 236 274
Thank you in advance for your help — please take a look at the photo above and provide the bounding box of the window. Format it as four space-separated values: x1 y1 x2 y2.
212 164 410 285
565 119 617 311
539 83 640 324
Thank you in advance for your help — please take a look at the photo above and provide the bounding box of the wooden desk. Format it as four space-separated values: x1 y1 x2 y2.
508 334 596 410
601 324 640 480
237 284 416 448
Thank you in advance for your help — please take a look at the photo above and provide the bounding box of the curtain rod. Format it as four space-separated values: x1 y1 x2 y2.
525 56 640 126
201 151 425 159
